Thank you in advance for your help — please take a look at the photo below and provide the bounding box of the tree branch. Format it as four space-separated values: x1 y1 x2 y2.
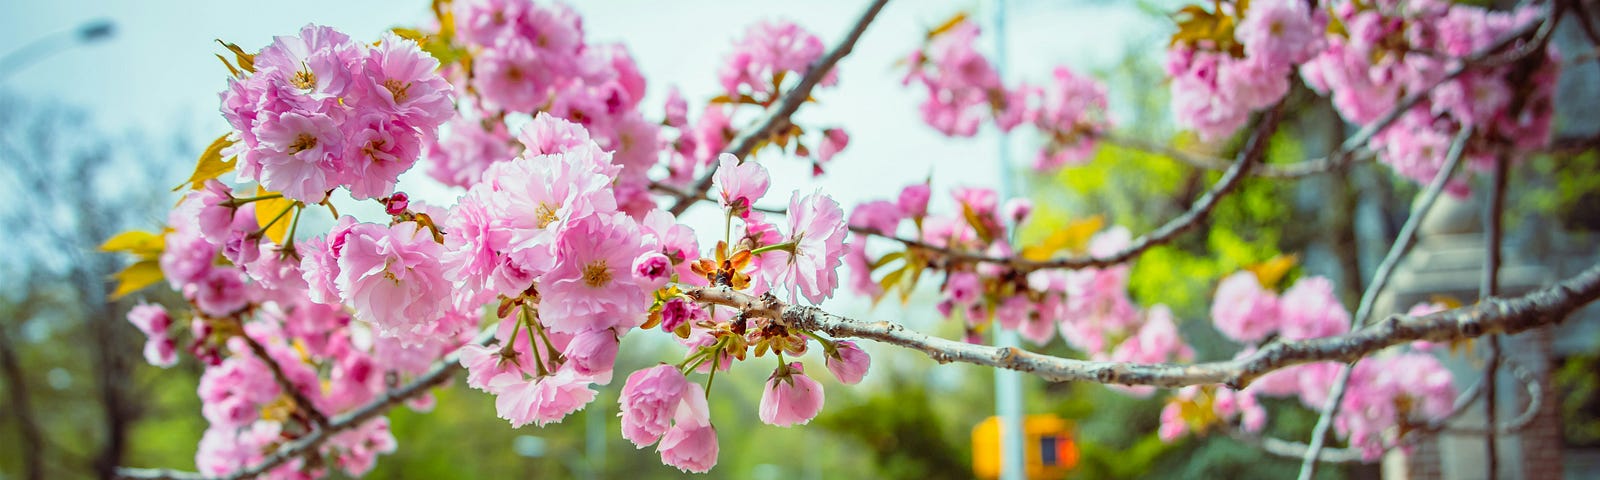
682 259 1600 388
115 329 496 480
0 317 45 480
238 329 328 429
1297 125 1473 478
666 0 891 216
1233 355 1541 464
1480 150 1510 480
856 104 1283 273
1097 133 1373 179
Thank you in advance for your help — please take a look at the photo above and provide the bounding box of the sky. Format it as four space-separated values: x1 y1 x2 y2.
0 0 1181 379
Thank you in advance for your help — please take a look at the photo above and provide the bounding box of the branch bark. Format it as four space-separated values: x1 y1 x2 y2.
666 0 890 216
683 259 1600 388
238 329 329 429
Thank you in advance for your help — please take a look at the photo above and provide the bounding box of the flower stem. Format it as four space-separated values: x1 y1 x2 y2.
222 193 283 208
801 330 836 356
749 241 798 256
253 201 298 237
520 307 548 377
532 313 563 367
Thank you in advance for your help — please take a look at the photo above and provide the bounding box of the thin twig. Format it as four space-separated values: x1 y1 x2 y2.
238 328 329 429
666 0 891 216
1099 134 1374 179
1297 126 1473 479
682 259 1600 388
1481 151 1510 480
1234 357 1542 463
115 329 496 480
859 104 1283 272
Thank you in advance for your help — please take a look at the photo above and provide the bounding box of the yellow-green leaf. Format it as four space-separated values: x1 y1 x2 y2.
214 53 241 78
1245 254 1298 290
962 204 994 245
174 134 237 191
927 12 969 39
870 251 905 271
100 229 166 258
254 188 296 244
216 40 255 73
110 260 164 300
391 27 428 42
1020 215 1104 260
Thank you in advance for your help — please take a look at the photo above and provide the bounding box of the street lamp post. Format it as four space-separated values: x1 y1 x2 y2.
0 19 116 83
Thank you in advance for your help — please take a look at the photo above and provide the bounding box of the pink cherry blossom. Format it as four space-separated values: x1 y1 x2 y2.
1032 66 1108 170
358 33 454 127
562 328 620 378
1210 272 1281 343
1279 276 1351 340
127 303 172 337
848 200 903 236
457 343 518 391
540 213 656 333
897 183 930 218
758 362 825 427
518 112 595 157
191 268 249 317
712 154 770 217
619 364 690 447
824 340 870 385
1234 0 1323 69
340 112 423 200
719 20 830 98
252 110 342 202
425 114 516 189
767 190 849 304
491 367 597 428
334 222 452 347
657 383 718 473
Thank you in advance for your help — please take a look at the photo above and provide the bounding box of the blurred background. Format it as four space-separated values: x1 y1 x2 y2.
3 0 1600 478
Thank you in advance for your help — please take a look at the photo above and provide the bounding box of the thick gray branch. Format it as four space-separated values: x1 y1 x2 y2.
684 261 1600 389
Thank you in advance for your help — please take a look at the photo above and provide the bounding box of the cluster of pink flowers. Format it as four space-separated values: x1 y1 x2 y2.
1151 271 1458 456
662 21 851 184
144 178 467 476
901 17 1110 170
846 185 1192 375
1167 0 1323 141
1210 273 1350 344
430 0 659 215
1301 0 1557 192
719 20 835 100
220 24 455 203
442 115 659 430
126 304 177 367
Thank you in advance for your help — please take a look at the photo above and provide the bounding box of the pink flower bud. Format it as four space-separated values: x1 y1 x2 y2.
385 192 410 216
633 252 672 289
563 328 620 377
126 303 172 337
825 341 870 385
897 184 930 218
758 362 825 426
